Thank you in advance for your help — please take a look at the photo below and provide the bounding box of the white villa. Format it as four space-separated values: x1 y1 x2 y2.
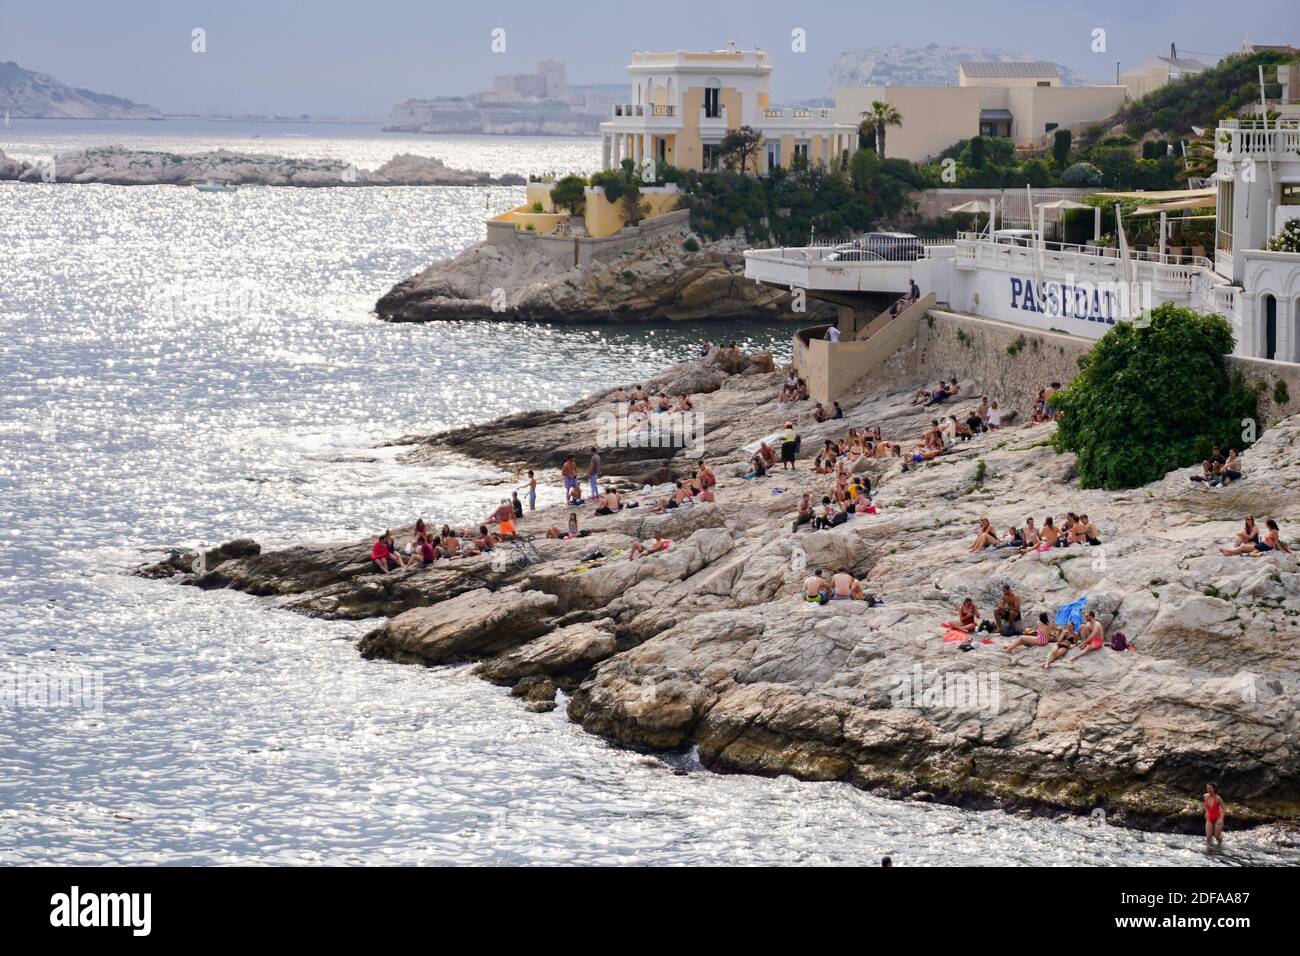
598 43 857 174
745 63 1300 400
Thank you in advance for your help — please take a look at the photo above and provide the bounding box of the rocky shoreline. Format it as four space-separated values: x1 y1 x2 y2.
0 146 525 186
139 346 1300 834
375 232 831 325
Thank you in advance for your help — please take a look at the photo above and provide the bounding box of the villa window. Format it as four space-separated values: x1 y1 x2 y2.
794 142 810 161
1282 184 1300 205
1216 179 1234 253
704 79 722 119
766 141 782 170
702 144 721 171
1045 122 1058 133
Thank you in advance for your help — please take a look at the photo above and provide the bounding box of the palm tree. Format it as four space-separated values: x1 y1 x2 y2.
859 100 903 159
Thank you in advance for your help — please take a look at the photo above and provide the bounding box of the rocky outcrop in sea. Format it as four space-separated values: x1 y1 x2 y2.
375 232 832 324
0 147 525 187
140 347 1300 832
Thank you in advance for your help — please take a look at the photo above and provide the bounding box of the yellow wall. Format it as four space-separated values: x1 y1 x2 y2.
526 182 555 212
583 187 680 237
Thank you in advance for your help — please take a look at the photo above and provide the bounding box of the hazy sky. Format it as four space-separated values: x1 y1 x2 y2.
1 0 1294 117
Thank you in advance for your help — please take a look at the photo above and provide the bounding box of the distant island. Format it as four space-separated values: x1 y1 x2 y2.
0 146 525 186
385 60 621 136
0 60 163 119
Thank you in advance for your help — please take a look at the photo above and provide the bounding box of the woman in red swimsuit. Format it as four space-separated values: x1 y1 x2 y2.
1204 783 1225 845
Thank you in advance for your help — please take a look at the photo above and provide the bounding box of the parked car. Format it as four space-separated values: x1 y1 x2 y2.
824 248 886 262
842 232 925 261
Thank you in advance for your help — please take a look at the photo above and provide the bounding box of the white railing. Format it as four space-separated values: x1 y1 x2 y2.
1212 284 1238 314
954 231 1213 269
1215 126 1300 160
761 107 837 123
699 106 728 125
744 238 953 264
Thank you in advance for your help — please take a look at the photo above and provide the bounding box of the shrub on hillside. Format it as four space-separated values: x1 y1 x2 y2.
1053 304 1257 489
1061 162 1104 186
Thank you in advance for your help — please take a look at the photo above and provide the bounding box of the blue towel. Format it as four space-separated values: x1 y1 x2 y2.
1054 596 1087 631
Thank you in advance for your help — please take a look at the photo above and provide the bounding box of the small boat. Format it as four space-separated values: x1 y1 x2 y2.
194 180 238 193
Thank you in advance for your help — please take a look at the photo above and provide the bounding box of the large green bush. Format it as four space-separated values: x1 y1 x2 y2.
1053 304 1257 489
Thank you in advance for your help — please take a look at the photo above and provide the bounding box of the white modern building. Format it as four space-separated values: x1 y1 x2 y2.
745 65 1300 398
599 43 857 174
1120 46 1210 101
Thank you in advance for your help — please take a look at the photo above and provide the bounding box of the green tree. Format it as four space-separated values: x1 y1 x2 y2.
549 175 587 215
967 135 985 168
859 100 903 160
718 125 764 175
1051 128 1073 169
1053 304 1257 489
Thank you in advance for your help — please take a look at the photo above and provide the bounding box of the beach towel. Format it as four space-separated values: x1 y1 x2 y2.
1054 596 1087 631
942 628 972 643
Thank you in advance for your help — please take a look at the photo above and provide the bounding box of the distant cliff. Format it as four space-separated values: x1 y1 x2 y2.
385 97 604 135
0 61 162 119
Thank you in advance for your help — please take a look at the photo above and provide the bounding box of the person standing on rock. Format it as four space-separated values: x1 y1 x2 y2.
781 421 799 471
1204 783 1226 845
588 447 602 501
562 455 579 502
527 470 537 512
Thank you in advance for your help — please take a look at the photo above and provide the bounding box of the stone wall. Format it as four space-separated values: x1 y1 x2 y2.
877 308 1300 429
484 208 692 270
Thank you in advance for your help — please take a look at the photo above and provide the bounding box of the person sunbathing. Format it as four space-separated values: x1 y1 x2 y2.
1042 620 1078 669
696 462 716 489
697 485 716 503
792 492 815 532
1019 517 1041 550
370 530 406 573
757 441 776 468
1233 516 1259 548
1003 612 1052 652
1215 449 1243 486
674 394 693 412
986 401 1002 429
1071 514 1102 546
813 497 848 530
993 584 1021 634
802 570 831 604
1068 610 1106 662
473 525 499 552
941 598 979 634
593 488 622 516
490 500 517 540
969 517 1000 552
829 567 857 600
440 533 463 558
629 535 668 560
1036 517 1060 551
813 402 830 423
1221 517 1290 555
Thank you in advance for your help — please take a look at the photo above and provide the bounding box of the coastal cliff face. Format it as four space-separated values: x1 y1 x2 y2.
0 147 525 187
141 348 1300 831
376 232 831 324
0 61 162 119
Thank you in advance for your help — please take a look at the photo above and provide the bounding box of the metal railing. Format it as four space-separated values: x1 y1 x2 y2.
954 231 1213 268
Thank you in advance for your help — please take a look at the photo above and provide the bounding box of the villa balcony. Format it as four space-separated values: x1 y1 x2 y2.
699 106 728 129
760 107 837 125
1214 118 1300 160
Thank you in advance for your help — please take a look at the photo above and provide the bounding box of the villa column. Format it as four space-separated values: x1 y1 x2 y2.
601 135 611 171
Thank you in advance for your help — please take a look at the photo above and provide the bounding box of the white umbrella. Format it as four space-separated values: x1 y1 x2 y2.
1035 198 1094 254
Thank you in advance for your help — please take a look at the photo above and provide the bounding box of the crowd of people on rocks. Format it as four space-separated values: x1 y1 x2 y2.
967 512 1102 554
